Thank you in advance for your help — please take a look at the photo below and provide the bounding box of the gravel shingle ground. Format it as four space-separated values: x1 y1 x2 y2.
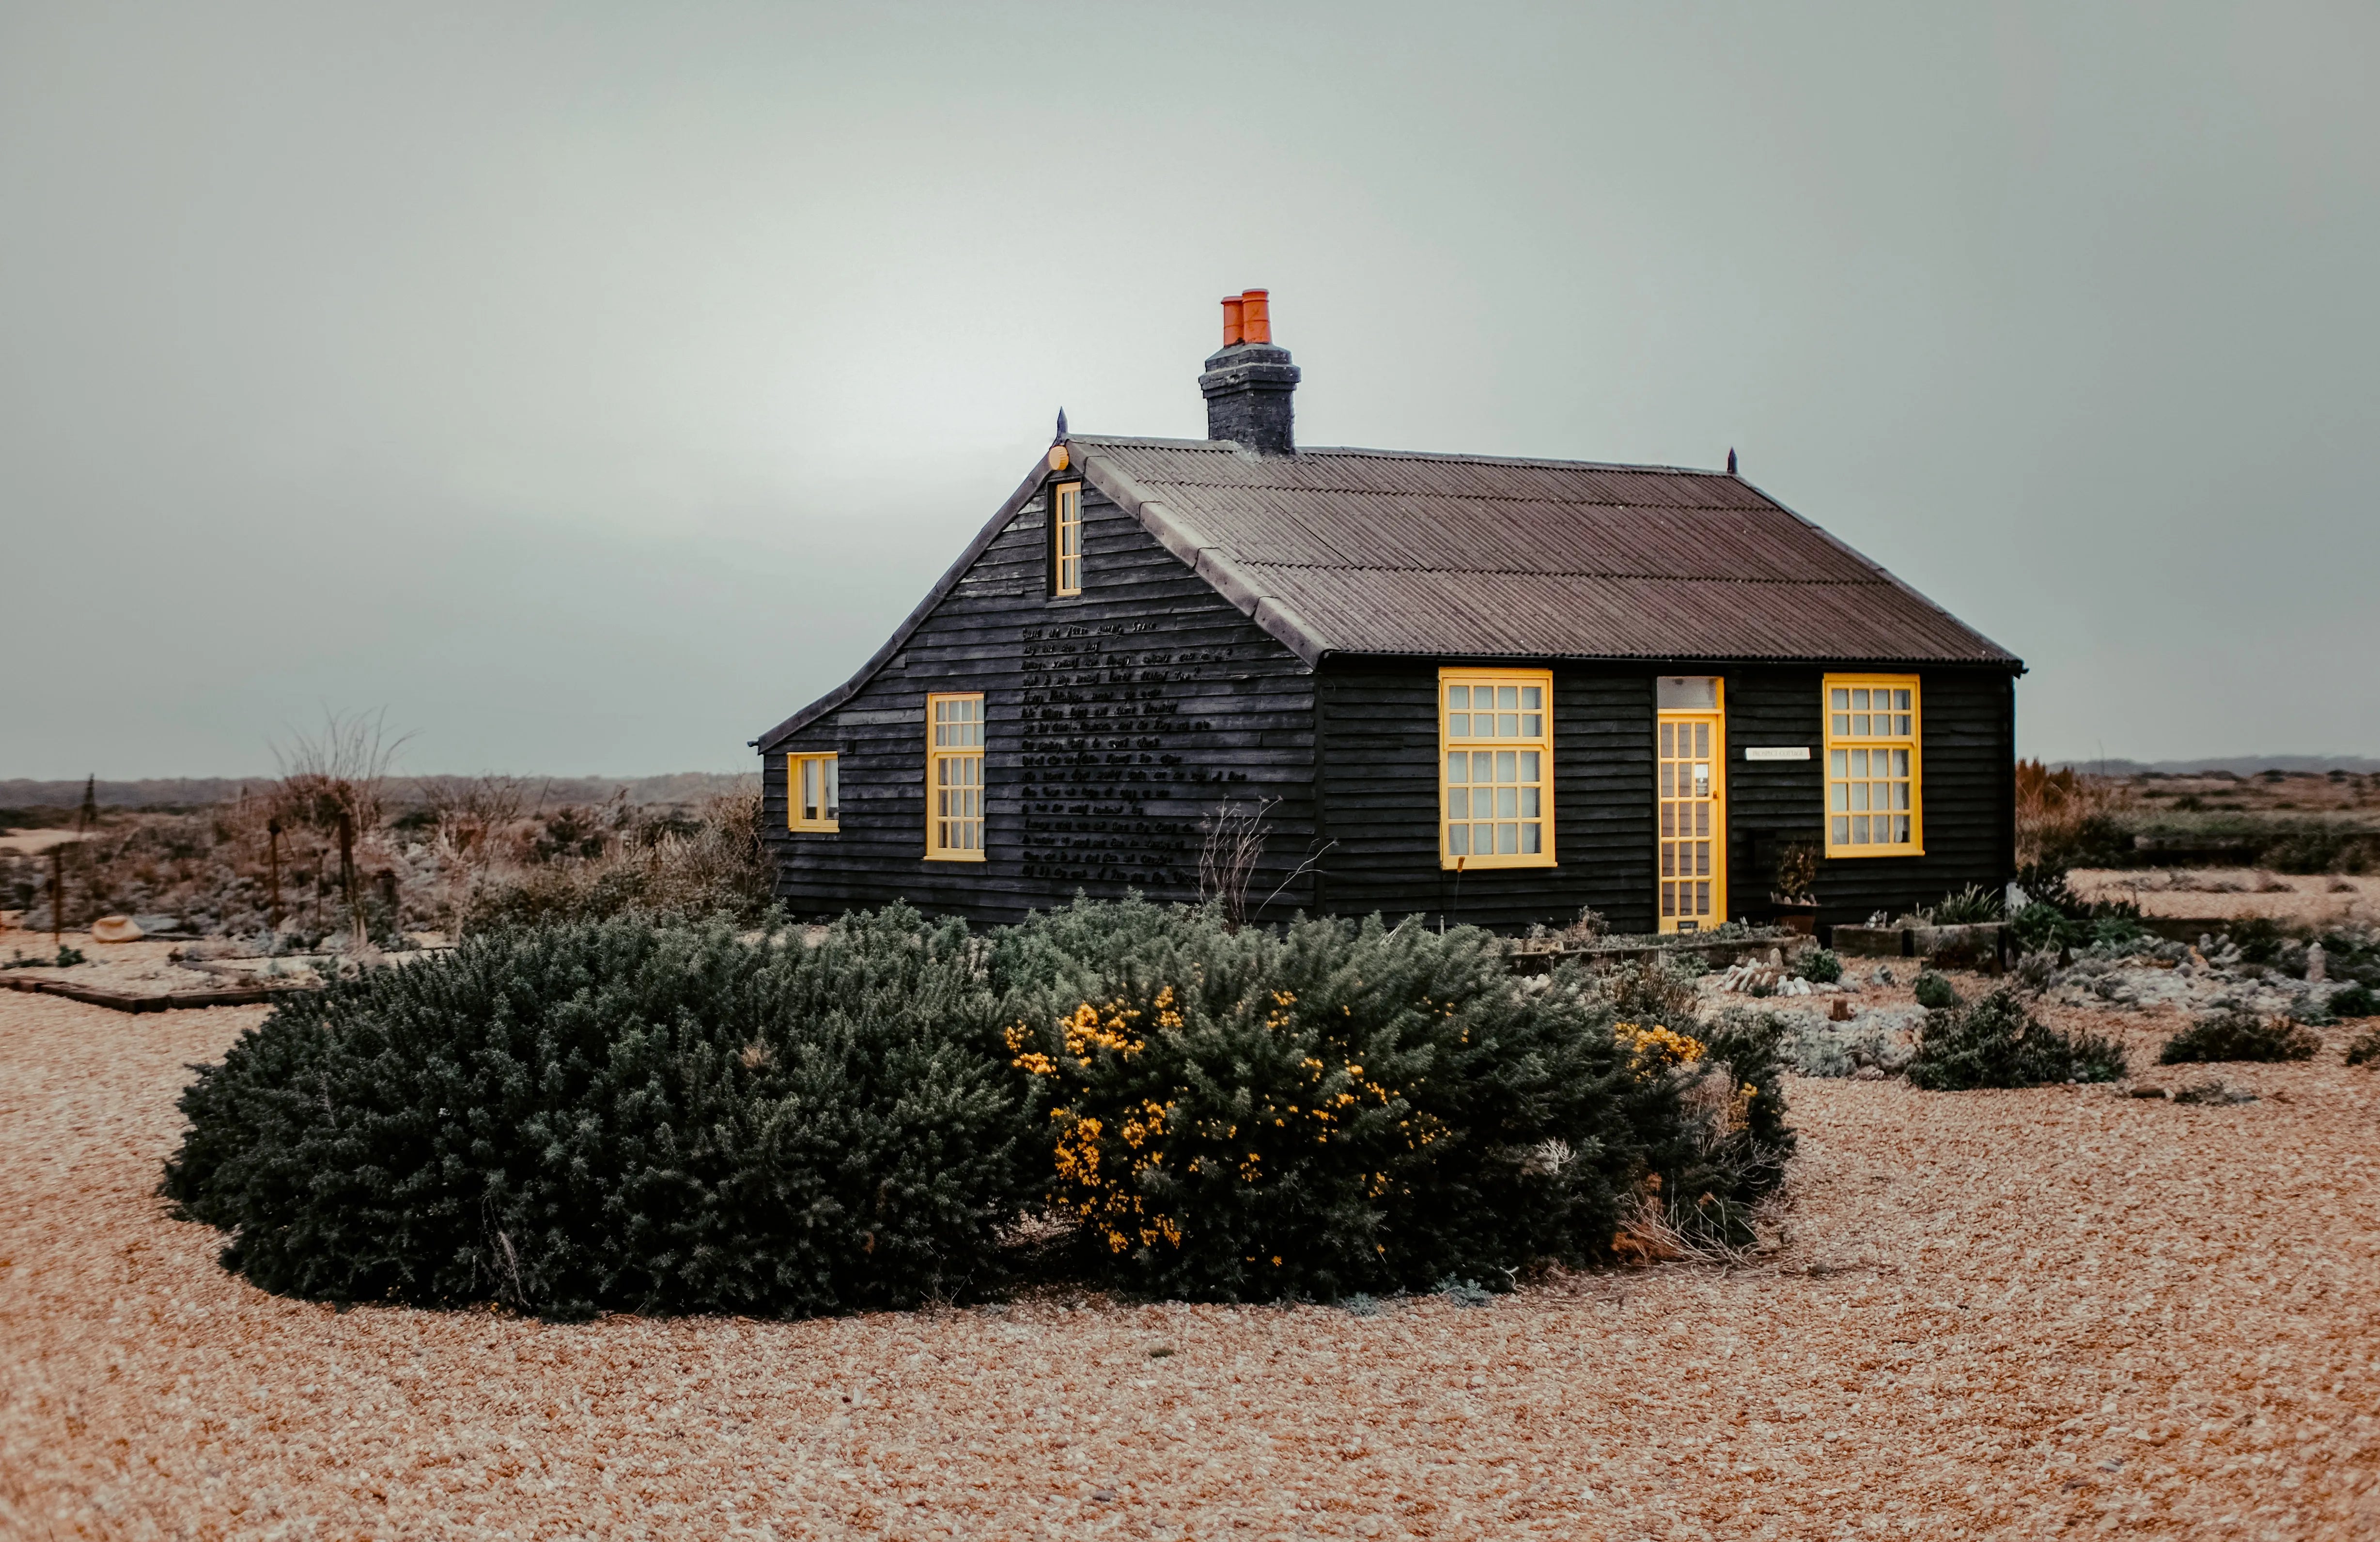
2 986 2376 1540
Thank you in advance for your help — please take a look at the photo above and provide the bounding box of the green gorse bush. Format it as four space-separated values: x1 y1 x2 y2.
165 899 1799 1317
987 899 1784 1301
163 909 1032 1318
1906 987 2127 1090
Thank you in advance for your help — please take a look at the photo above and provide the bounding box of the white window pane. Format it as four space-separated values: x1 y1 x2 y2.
1829 783 1847 811
1448 824 1469 856
1496 750 1516 782
1832 715 1850 737
1852 815 1870 843
1447 752 1468 783
1519 750 1540 782
1521 685 1541 709
1830 689 1849 710
1521 824 1540 854
1832 816 1850 844
1497 823 1518 854
1894 690 1911 710
1497 685 1518 710
1447 685 1469 709
1520 786 1540 816
1852 689 1869 709
1522 714 1542 738
1498 714 1519 736
1829 749 1848 777
1497 787 1518 818
1448 712 1470 736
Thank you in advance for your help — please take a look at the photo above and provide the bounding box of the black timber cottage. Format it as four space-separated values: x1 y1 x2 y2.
755 289 2023 935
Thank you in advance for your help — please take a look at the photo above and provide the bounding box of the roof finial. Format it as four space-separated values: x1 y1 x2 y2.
1055 407 1068 442
1726 447 1738 475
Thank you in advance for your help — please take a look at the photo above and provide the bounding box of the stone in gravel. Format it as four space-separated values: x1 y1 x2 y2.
2129 1086 2170 1100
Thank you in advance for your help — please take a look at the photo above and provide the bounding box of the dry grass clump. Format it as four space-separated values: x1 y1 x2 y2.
2158 1011 2321 1065
2015 760 2133 868
452 790 773 932
0 766 770 944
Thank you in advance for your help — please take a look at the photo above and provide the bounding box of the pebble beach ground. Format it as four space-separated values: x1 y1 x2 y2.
2 981 2375 1540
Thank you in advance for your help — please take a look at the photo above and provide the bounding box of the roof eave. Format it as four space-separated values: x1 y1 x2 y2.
750 454 1057 754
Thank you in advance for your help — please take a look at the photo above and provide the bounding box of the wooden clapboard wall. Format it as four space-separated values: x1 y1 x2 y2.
762 478 1319 927
1313 661 1658 933
1726 664 2017 929
1313 660 2015 935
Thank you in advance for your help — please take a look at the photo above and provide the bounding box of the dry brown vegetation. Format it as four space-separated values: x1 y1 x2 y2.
0 766 769 945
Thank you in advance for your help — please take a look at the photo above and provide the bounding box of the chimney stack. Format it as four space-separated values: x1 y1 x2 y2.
1199 287 1298 455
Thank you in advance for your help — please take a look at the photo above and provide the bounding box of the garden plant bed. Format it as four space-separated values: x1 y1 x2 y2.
4 982 2374 1536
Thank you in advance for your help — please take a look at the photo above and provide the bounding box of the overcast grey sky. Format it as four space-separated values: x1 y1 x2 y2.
4 2 2375 778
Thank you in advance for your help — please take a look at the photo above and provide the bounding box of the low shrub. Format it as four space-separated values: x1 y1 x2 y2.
1932 884 2002 924
2009 901 2077 954
2329 983 2377 1019
1913 970 1961 1010
2222 918 2290 967
2345 1028 2380 1067
163 910 1034 1318
1906 987 2127 1090
986 899 1788 1300
1800 948 1843 985
2158 1012 2320 1065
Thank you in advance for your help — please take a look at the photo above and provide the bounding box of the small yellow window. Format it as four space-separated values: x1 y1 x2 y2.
787 753 839 832
1052 482 1082 596
1823 674 1922 857
926 693 985 860
1438 669 1555 870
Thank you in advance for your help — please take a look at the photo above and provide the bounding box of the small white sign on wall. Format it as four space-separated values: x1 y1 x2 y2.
1743 746 1811 762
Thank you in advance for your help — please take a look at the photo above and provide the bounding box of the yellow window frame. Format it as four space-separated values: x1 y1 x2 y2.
1823 673 1923 857
925 692 986 861
1438 667 1556 871
1052 482 1083 597
787 752 840 833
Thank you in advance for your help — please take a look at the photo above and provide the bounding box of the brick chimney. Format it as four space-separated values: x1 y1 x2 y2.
1198 288 1299 455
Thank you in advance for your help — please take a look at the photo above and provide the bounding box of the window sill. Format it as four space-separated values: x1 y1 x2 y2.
924 852 987 863
1824 845 1926 860
788 823 840 834
1440 856 1558 872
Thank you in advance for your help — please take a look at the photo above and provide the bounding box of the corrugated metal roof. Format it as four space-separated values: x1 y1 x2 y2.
1073 436 2019 668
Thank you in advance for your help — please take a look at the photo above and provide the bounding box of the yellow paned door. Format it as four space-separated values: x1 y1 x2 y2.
1658 710 1727 932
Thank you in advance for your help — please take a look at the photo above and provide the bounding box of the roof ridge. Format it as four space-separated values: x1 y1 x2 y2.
1235 561 1896 586
1124 481 1773 509
1070 434 1735 478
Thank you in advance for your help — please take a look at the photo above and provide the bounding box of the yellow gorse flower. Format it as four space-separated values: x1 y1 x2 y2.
1615 1021 1706 1072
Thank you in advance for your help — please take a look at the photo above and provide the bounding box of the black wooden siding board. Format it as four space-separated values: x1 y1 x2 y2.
1312 662 1656 933
762 487 1322 927
1716 665 2013 926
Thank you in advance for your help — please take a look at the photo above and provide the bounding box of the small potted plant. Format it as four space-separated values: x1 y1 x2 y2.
1771 840 1821 935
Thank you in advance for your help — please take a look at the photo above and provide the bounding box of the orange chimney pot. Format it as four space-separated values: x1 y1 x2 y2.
1219 295 1244 345
1240 288 1271 344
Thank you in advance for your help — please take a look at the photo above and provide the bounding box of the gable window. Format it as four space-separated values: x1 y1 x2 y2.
1051 482 1082 597
926 693 985 859
1824 674 1922 856
1439 669 1555 869
787 753 839 832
